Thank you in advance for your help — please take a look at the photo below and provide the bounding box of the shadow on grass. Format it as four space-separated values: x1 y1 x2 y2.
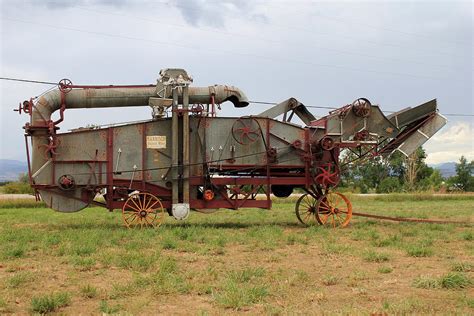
46 220 305 231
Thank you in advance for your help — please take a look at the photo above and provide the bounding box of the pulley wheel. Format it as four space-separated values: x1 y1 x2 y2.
231 117 261 145
352 98 371 117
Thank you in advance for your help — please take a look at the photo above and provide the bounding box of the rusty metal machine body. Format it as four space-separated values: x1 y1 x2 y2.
19 69 447 227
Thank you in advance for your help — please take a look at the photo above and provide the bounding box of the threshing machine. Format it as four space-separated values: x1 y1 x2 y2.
18 69 447 227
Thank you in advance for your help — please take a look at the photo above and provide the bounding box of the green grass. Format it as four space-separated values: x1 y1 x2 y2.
413 273 472 290
213 268 269 309
30 292 71 314
405 245 434 257
413 276 439 289
377 266 393 274
363 250 390 262
99 300 122 314
460 231 473 241
371 193 474 202
439 273 472 289
6 271 35 288
1 246 26 259
451 262 472 273
0 195 472 314
80 284 98 299
322 275 339 286
0 198 45 208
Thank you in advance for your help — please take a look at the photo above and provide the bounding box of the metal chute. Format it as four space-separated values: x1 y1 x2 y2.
379 99 447 157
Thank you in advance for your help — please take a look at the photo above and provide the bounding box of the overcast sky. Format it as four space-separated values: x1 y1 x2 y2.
0 0 472 164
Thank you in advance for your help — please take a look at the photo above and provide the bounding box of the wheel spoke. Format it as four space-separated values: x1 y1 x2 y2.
319 204 331 211
130 198 142 212
320 200 331 209
126 214 138 225
334 196 341 208
139 195 146 210
143 195 153 210
148 199 161 210
123 193 164 228
303 211 311 223
124 204 140 213
321 213 329 224
144 216 154 226
335 212 345 221
124 212 138 221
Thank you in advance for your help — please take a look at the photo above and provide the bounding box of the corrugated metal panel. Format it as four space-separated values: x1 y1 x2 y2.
397 113 447 156
389 99 437 128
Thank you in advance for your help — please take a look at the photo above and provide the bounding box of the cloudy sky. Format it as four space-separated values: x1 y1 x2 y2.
0 0 472 164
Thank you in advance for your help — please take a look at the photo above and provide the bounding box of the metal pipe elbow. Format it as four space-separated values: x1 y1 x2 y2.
210 85 249 108
31 89 62 124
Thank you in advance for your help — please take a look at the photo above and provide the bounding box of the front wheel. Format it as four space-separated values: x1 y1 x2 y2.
122 192 165 228
315 192 352 228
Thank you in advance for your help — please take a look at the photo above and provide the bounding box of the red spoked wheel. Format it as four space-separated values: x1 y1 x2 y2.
231 117 261 145
315 163 340 188
320 137 335 151
295 193 319 226
191 104 204 116
354 130 369 141
316 192 352 228
122 192 165 228
352 98 371 117
58 78 73 93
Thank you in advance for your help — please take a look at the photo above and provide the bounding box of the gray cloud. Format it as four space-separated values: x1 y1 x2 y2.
32 0 131 10
173 0 267 27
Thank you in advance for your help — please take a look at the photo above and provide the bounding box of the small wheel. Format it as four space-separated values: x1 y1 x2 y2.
320 137 334 151
122 192 165 228
295 193 319 226
352 98 371 117
58 78 73 93
316 192 352 228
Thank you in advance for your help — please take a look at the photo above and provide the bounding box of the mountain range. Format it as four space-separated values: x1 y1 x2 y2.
429 162 457 178
0 159 28 182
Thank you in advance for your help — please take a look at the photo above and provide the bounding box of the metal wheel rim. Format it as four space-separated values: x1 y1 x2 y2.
231 118 260 145
295 193 319 226
316 192 352 228
122 192 165 228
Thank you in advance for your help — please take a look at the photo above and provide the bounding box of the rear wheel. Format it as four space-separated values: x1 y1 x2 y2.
295 193 319 226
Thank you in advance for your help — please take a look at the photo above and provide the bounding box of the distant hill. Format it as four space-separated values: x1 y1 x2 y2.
0 159 27 182
431 162 456 178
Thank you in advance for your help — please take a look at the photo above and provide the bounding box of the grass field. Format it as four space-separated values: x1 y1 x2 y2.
0 194 473 314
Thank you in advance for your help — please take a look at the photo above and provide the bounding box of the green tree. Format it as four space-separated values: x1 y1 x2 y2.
403 147 432 191
453 156 474 191
428 169 444 191
376 177 401 193
388 151 405 182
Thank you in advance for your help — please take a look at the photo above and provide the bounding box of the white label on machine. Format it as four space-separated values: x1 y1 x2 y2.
146 136 166 149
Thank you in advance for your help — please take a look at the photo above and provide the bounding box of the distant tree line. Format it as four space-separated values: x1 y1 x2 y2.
340 147 474 193
1 173 34 194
